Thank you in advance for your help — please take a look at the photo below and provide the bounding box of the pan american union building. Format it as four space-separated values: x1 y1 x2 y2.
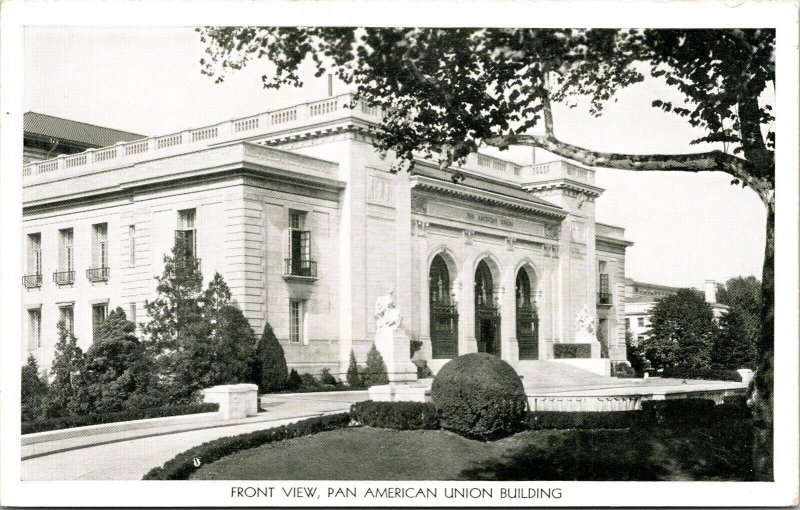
21 93 633 380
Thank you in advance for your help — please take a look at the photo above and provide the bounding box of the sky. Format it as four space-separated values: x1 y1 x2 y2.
23 26 768 288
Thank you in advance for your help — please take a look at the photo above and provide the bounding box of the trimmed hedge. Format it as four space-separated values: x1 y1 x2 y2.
350 401 439 430
143 413 351 480
553 344 592 359
661 367 742 382
526 411 643 430
641 398 716 426
22 403 220 435
431 353 528 440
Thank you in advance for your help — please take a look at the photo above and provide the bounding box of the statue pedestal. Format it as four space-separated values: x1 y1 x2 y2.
575 331 601 358
374 327 418 382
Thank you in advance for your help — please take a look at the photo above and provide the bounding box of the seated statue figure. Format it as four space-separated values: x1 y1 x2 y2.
375 289 402 330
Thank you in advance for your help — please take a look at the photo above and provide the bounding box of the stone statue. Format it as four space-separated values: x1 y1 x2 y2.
375 289 402 330
575 306 595 335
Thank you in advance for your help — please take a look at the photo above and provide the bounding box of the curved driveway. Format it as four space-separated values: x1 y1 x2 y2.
21 391 368 480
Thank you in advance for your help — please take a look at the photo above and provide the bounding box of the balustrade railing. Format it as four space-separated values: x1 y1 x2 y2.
86 267 110 282
22 274 42 289
23 93 383 181
284 258 317 278
598 292 613 305
53 270 75 286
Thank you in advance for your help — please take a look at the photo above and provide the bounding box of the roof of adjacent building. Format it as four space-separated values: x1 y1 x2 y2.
24 112 145 148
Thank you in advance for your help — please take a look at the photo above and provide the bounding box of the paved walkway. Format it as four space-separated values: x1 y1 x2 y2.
21 391 369 481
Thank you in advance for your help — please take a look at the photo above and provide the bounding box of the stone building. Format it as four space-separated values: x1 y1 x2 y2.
624 279 730 344
22 93 632 379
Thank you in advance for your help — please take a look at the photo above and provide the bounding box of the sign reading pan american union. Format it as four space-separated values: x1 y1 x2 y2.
424 202 557 239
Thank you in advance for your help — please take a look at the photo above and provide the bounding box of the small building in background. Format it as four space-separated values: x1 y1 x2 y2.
623 278 730 345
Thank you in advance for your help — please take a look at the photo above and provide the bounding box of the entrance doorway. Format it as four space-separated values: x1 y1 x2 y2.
474 260 500 356
429 255 458 358
516 268 539 359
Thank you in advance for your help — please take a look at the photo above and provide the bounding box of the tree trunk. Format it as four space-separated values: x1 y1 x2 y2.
753 195 774 481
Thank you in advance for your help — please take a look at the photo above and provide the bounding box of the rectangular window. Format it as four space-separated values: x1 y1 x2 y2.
91 223 108 268
128 302 137 326
92 303 109 342
58 228 74 272
27 309 41 350
625 318 630 330
597 261 610 304
128 225 136 266
27 233 42 275
176 209 197 259
286 211 314 277
638 317 645 328
59 305 74 336
289 299 304 343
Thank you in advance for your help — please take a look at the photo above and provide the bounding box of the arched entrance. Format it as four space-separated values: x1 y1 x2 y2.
516 268 539 359
474 260 500 356
429 254 458 358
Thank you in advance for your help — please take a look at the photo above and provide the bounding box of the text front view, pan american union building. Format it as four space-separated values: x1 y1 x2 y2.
21 93 633 379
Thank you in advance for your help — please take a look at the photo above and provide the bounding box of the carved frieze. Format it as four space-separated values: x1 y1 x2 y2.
571 220 586 243
367 175 394 206
412 219 429 237
410 196 427 213
544 223 560 239
543 245 560 258
462 229 474 245
505 237 516 251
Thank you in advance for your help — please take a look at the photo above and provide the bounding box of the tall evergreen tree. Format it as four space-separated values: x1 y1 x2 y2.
207 305 258 385
346 349 362 388
44 320 86 417
252 323 288 393
362 344 389 387
21 354 48 422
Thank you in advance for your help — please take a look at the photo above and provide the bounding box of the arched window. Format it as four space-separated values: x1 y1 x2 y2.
516 268 539 359
429 255 458 358
474 260 500 355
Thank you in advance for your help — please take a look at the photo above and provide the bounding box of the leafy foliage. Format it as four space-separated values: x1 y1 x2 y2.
431 353 528 440
286 368 303 391
82 307 159 413
319 368 337 385
362 344 389 387
625 327 649 374
253 323 288 393
21 355 48 422
712 276 761 370
350 401 440 430
205 305 258 386
640 289 717 370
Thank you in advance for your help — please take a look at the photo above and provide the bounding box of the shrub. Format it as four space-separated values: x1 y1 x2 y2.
22 403 219 435
611 362 637 378
206 304 258 386
143 413 350 480
350 401 439 430
44 320 87 417
641 398 716 427
299 373 319 390
661 367 742 382
553 344 592 359
253 323 288 393
431 353 528 440
21 355 48 422
525 411 643 430
346 350 362 388
320 368 337 386
363 344 389 386
714 395 751 420
286 369 303 391
413 359 434 378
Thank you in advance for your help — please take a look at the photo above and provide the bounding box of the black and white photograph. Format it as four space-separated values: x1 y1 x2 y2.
1 0 798 507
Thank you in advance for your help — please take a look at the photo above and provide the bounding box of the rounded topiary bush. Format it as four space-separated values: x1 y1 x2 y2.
430 353 527 440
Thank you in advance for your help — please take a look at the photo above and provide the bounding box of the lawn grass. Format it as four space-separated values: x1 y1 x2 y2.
191 420 753 481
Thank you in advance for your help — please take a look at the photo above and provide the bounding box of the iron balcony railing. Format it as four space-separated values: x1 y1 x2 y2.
284 258 317 278
431 302 458 315
86 267 110 282
22 274 42 289
598 292 613 305
53 270 75 286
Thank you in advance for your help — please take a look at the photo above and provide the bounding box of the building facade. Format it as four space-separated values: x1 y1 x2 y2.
22 93 632 378
624 279 730 344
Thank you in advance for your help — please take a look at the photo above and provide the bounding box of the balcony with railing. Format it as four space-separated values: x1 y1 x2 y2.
598 292 613 305
86 267 110 283
284 259 317 279
22 274 42 289
53 271 75 286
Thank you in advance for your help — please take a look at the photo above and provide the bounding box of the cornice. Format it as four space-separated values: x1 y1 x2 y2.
523 178 605 197
410 175 567 219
